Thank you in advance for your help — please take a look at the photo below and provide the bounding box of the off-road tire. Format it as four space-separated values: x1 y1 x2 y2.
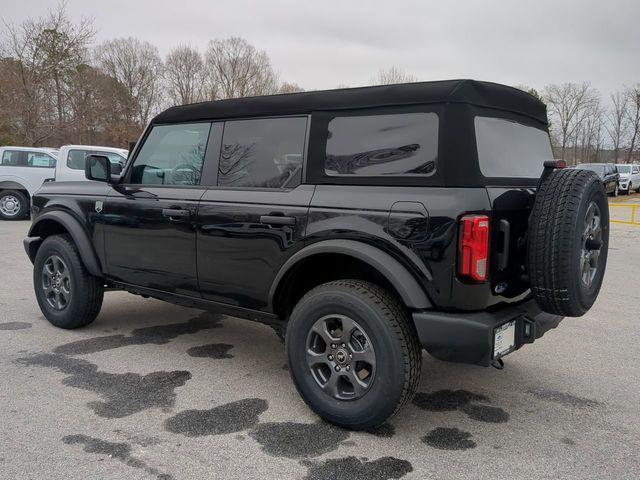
285 279 422 430
0 190 29 220
528 168 609 317
33 234 104 329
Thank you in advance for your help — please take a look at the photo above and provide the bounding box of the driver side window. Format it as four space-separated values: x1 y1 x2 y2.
130 122 211 185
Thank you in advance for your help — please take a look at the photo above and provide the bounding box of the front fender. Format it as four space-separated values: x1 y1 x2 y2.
268 239 432 310
26 210 103 277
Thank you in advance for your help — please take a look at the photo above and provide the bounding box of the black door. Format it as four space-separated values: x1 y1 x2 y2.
103 121 217 296
196 116 312 311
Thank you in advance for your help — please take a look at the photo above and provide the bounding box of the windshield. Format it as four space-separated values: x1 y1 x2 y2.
580 164 605 174
475 117 553 178
617 165 631 174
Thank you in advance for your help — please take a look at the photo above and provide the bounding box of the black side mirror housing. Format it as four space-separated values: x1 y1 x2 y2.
85 155 112 183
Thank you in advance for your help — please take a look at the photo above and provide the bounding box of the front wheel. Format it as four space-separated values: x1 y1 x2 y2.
285 280 422 430
613 184 619 197
33 234 104 329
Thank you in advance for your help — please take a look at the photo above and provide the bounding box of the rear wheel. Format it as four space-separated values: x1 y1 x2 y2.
0 190 29 220
33 235 104 329
286 280 421 430
528 168 609 316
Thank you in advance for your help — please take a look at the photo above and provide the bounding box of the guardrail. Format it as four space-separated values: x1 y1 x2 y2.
609 203 640 225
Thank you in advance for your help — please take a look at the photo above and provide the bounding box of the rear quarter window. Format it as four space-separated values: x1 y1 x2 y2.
324 112 438 176
475 117 552 178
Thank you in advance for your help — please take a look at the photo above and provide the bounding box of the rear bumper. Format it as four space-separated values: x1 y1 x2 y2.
412 299 563 367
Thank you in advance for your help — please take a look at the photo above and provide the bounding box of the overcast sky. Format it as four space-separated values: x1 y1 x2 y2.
3 0 639 99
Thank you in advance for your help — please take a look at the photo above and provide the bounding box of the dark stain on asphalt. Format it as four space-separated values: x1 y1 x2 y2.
53 312 223 355
165 398 268 436
413 390 488 411
528 388 600 408
422 427 476 450
365 423 396 438
186 343 234 359
63 434 173 479
17 353 191 418
461 404 510 423
561 437 576 446
302 456 413 480
250 422 350 458
0 322 32 330
413 389 509 423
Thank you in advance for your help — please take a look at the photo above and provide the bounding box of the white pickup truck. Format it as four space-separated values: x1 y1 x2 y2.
0 145 127 220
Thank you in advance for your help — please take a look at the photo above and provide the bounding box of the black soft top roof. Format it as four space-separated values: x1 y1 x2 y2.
152 79 547 125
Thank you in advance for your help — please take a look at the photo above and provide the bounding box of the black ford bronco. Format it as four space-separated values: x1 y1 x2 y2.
24 80 609 429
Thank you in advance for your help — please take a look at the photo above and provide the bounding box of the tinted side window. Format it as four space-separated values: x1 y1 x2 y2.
130 123 211 186
67 150 125 170
475 117 552 178
218 117 307 189
324 112 438 176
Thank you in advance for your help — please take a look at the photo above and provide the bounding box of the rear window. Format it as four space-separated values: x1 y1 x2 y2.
475 117 552 178
580 164 605 175
67 150 125 170
325 112 438 176
27 152 56 168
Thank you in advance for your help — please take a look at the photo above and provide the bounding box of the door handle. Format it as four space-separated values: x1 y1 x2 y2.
162 208 191 219
260 214 296 226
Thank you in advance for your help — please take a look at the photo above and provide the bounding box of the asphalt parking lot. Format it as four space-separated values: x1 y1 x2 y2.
1 219 639 480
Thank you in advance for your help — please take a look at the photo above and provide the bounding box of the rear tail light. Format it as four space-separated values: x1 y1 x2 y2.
459 215 490 282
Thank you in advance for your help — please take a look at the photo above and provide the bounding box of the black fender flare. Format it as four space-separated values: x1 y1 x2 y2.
26 211 103 277
269 239 432 310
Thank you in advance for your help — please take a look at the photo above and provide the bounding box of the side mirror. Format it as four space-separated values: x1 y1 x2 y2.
85 155 112 182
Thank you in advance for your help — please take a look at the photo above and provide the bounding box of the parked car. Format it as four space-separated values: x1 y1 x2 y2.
23 80 609 429
0 147 57 220
616 163 640 194
575 163 620 196
0 145 127 220
55 145 128 182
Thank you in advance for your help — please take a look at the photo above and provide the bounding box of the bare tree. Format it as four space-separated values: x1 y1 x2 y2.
543 82 598 163
625 84 640 163
605 90 629 163
371 67 418 85
0 1 94 145
204 37 278 100
277 82 304 94
95 37 164 126
165 44 205 106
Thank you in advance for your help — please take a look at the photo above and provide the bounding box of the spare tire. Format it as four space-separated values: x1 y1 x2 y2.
528 168 609 317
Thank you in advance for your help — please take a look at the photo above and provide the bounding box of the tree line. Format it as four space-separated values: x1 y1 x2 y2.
1 3 639 165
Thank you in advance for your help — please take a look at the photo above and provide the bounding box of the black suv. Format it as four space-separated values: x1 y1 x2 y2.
24 80 609 430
